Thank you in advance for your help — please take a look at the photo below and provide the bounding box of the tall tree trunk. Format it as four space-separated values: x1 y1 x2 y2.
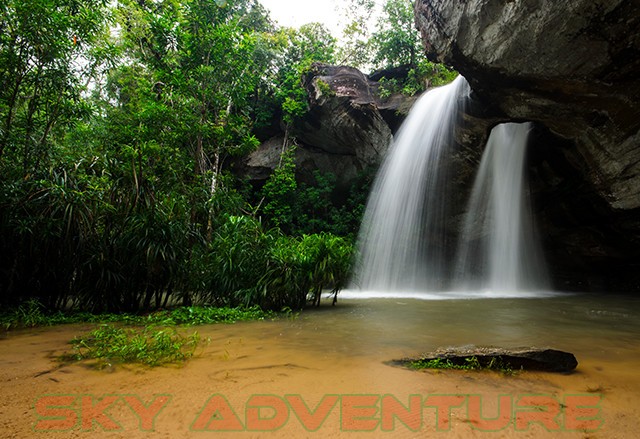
205 148 220 241
194 101 208 175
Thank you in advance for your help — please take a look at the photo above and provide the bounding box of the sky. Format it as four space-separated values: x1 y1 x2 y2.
259 0 343 35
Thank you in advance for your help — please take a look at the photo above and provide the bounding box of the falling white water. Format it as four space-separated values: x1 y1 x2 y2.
454 123 549 292
352 76 470 292
351 77 549 296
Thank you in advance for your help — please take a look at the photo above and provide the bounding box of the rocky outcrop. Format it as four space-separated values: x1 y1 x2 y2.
297 64 392 182
415 0 640 291
239 64 417 189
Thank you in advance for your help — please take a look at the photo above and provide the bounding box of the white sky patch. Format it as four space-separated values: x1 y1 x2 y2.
259 0 343 35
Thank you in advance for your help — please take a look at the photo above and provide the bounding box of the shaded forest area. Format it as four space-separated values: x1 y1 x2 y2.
0 0 454 312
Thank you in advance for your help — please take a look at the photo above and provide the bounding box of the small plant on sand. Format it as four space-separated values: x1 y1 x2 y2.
61 324 202 367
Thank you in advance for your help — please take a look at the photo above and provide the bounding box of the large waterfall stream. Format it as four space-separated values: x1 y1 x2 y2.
351 77 550 297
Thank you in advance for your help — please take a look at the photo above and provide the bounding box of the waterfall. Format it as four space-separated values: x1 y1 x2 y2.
351 77 548 294
454 123 548 292
352 76 469 292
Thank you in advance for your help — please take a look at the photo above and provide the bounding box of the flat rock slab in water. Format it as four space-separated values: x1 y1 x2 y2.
396 347 578 373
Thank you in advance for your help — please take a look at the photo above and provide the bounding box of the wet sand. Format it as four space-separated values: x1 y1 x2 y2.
1 296 639 438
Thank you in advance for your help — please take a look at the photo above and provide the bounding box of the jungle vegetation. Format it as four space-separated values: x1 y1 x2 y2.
0 0 454 313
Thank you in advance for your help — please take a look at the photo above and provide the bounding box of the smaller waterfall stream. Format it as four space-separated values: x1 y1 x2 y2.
454 123 549 292
351 77 549 295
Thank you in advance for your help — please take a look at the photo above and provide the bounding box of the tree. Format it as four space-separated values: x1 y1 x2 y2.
336 0 376 70
0 0 115 307
112 0 274 238
368 0 457 95
260 146 297 233
0 0 111 175
271 23 336 126
371 0 421 69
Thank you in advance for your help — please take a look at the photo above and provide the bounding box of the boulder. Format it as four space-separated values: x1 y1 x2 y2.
241 136 285 182
397 346 578 373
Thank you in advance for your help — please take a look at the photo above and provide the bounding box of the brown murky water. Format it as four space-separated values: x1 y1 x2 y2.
1 293 639 438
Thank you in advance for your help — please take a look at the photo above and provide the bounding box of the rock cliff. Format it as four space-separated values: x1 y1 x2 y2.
415 0 640 290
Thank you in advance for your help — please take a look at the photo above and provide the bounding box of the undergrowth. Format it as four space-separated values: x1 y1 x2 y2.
0 299 278 331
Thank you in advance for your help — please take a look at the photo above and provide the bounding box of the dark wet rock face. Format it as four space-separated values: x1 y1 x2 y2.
415 0 640 291
297 64 392 173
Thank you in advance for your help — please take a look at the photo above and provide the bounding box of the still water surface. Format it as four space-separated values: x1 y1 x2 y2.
273 292 640 363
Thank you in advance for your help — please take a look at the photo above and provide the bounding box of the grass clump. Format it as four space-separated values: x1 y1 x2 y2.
409 356 515 375
61 324 201 367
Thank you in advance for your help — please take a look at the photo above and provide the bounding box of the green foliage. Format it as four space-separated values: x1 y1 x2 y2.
315 79 335 98
260 149 373 238
409 356 516 375
271 24 337 125
257 233 354 309
0 0 112 173
334 167 376 238
336 0 376 69
366 0 457 96
410 357 476 370
201 215 354 310
412 61 459 87
0 299 49 329
0 300 275 331
371 0 421 69
261 146 298 232
205 215 276 306
295 171 339 234
145 305 275 325
112 0 269 180
0 153 200 311
62 324 201 367
378 61 458 97
0 0 359 314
